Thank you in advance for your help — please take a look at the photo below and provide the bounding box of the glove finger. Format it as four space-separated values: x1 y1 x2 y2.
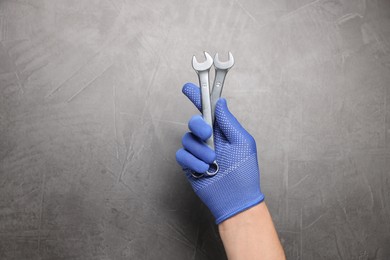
175 148 209 173
215 98 248 144
188 115 212 141
182 83 201 111
182 132 216 164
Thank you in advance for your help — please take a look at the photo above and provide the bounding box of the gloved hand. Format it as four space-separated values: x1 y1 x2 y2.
176 83 265 224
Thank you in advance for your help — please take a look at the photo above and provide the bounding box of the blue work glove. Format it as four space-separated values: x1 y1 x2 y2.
176 83 265 224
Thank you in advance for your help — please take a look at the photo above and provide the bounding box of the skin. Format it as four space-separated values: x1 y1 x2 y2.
218 202 286 260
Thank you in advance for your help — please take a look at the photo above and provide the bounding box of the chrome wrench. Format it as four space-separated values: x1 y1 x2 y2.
192 52 218 177
210 52 235 124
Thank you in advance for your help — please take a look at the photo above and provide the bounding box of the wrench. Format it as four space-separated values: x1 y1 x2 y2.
210 52 234 124
192 52 218 177
192 52 214 149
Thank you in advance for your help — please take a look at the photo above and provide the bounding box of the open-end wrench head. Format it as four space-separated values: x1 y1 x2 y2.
192 52 213 72
214 52 234 70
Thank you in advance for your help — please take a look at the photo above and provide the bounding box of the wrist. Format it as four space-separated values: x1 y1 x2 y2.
218 201 266 232
218 202 286 260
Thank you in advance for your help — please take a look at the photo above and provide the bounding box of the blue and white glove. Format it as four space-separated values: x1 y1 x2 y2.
176 83 265 224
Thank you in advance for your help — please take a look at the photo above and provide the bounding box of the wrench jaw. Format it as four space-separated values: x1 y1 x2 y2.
192 52 213 72
213 52 235 70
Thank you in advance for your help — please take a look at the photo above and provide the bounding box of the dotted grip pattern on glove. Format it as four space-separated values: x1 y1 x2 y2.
180 83 265 224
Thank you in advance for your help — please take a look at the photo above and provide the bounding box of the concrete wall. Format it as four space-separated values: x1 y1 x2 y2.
1 0 389 259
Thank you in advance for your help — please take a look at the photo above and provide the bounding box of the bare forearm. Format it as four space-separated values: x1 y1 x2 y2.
218 202 285 260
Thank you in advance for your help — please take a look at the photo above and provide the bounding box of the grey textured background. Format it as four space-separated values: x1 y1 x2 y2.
0 0 390 259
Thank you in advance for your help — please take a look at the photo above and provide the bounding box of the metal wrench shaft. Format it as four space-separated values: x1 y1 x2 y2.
197 71 214 149
211 69 228 124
